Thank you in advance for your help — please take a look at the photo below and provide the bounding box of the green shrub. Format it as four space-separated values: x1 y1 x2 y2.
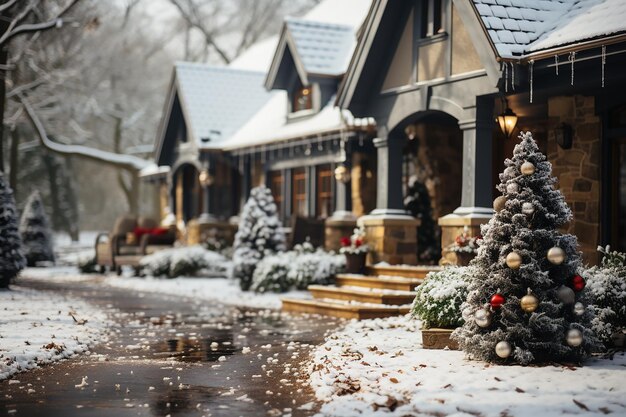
411 266 469 329
140 246 230 278
250 252 293 293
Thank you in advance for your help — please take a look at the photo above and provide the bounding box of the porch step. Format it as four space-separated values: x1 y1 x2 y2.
308 285 416 305
335 274 424 292
281 297 411 320
367 264 442 279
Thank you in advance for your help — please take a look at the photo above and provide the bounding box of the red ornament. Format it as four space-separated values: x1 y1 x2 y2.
355 239 363 247
571 275 586 292
340 237 351 247
490 293 505 309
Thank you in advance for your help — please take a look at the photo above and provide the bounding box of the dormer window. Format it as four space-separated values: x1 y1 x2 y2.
293 86 313 112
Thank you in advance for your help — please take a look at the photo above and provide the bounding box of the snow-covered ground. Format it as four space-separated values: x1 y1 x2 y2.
309 315 626 417
0 285 109 380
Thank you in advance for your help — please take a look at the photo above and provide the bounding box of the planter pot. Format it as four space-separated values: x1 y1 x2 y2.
344 253 367 274
421 328 459 350
454 251 475 266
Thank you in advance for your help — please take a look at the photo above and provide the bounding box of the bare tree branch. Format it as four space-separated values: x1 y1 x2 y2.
0 0 20 14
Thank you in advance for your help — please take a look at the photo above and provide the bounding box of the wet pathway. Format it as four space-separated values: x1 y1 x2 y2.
1 278 342 417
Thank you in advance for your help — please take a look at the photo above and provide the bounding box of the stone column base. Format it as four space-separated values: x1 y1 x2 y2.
325 213 357 252
438 210 491 265
186 218 238 246
358 214 421 265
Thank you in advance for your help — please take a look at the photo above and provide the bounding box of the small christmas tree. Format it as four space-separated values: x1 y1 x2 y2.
453 132 601 365
19 190 55 266
404 175 440 263
232 185 286 290
0 173 26 287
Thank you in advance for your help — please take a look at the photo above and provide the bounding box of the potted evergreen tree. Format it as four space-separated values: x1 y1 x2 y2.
339 225 368 274
20 190 55 266
0 173 26 287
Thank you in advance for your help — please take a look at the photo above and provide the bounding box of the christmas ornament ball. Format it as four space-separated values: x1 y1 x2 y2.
521 161 536 175
566 329 583 347
571 274 586 292
474 308 492 328
493 195 507 212
573 302 585 316
506 251 522 269
490 293 506 309
558 285 576 304
521 202 535 215
495 341 512 358
547 246 566 265
506 182 520 194
520 292 539 313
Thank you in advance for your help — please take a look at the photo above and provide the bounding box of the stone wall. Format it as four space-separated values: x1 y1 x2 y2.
547 95 601 264
359 216 420 265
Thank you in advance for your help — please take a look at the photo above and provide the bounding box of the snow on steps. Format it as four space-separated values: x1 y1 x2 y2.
335 274 423 292
308 285 416 305
367 264 442 279
281 298 411 320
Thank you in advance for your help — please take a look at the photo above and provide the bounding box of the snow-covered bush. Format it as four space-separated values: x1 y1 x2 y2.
411 266 469 329
77 252 98 273
250 252 293 293
140 246 230 278
289 243 344 290
19 191 55 266
583 246 626 345
232 186 286 290
0 173 25 287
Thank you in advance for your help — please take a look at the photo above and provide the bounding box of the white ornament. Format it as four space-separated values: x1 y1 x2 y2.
495 341 512 358
566 329 583 347
522 202 535 215
506 182 519 194
547 246 566 265
474 308 492 328
573 302 585 316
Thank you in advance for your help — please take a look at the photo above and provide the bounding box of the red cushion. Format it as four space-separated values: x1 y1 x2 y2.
151 227 169 236
133 227 151 240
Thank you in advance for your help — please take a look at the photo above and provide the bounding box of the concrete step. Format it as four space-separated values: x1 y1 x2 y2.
308 285 416 305
367 264 442 279
335 274 423 292
281 297 410 320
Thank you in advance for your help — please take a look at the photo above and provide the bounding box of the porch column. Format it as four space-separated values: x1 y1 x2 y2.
325 159 356 252
358 133 420 265
438 96 494 264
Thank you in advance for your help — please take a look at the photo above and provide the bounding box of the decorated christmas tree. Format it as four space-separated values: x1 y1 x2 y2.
0 173 26 287
20 190 55 266
232 185 286 291
453 132 601 365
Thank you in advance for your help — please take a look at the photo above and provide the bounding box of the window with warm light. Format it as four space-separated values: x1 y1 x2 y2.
293 86 313 112
269 171 283 215
292 168 307 216
316 164 333 218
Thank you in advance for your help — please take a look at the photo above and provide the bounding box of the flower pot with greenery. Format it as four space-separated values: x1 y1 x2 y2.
446 226 481 266
340 226 369 274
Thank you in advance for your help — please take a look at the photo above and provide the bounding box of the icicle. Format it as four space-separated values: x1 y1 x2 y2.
602 45 606 88
510 62 515 91
569 51 576 86
504 62 508 93
529 59 534 104
555 54 559 75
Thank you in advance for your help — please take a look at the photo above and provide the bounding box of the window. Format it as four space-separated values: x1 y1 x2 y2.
293 86 313 112
612 139 626 252
269 171 283 215
420 0 444 38
292 168 307 217
316 164 333 218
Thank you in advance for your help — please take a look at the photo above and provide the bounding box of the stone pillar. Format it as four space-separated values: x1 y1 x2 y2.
438 97 494 264
359 134 420 265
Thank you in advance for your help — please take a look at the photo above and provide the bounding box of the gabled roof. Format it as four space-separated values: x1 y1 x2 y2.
472 0 626 59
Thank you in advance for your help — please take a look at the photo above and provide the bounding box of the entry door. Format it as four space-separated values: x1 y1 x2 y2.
612 138 626 252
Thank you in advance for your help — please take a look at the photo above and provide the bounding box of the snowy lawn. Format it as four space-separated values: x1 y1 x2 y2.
0 285 108 380
309 315 626 417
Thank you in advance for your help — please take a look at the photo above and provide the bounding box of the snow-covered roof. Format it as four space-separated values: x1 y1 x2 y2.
303 0 372 28
139 163 170 179
473 0 626 59
228 36 279 72
174 62 273 149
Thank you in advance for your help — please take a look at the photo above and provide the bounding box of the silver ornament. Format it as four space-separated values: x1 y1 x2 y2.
474 308 492 328
506 182 519 194
495 341 512 358
522 202 535 215
558 285 576 304
573 302 585 316
521 161 536 175
566 329 583 347
547 246 566 265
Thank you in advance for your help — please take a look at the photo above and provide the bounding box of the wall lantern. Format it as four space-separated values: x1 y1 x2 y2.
198 169 214 187
497 106 518 139
334 165 350 183
554 123 573 149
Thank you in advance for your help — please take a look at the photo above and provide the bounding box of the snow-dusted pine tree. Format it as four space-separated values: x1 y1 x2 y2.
19 191 55 266
232 185 286 291
0 173 26 287
453 132 601 365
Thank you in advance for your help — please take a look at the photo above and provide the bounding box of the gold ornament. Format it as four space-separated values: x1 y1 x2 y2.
566 329 583 347
521 161 536 175
547 247 566 265
506 251 522 269
520 289 539 313
522 202 535 215
506 182 519 194
573 302 585 316
493 196 507 212
557 285 575 304
474 308 492 328
495 341 512 358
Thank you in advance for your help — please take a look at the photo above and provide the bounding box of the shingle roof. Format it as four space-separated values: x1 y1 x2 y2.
473 0 626 58
174 63 274 149
285 18 356 76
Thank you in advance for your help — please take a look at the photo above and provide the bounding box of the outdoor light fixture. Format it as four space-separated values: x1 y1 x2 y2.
334 165 350 183
554 123 573 149
497 106 518 139
198 169 214 187
404 124 417 140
